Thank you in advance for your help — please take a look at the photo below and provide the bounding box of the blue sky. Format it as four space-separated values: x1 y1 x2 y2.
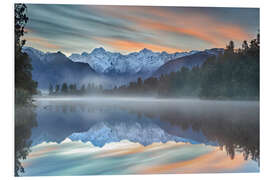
24 4 259 55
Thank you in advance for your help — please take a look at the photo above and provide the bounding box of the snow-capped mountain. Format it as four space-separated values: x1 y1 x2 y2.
22 46 96 89
29 100 215 147
68 121 192 147
69 47 199 75
23 46 223 89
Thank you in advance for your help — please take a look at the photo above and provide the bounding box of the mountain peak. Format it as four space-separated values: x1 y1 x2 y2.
161 51 169 55
91 47 106 54
81 52 88 56
140 48 152 53
45 51 68 62
57 51 64 55
55 51 67 57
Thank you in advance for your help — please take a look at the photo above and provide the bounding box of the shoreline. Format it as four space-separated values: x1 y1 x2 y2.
33 95 259 103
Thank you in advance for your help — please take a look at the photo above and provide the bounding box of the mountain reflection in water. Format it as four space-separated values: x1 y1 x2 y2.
16 97 259 176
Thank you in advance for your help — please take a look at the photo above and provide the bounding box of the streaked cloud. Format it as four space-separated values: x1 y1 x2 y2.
97 6 252 47
140 149 246 174
94 37 185 53
24 4 259 54
25 36 61 49
21 139 258 176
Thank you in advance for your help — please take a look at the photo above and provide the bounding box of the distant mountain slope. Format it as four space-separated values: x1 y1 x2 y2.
23 46 223 90
23 47 96 89
153 48 223 77
69 47 199 75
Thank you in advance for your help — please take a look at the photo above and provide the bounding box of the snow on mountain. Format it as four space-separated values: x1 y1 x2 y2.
29 99 218 147
22 46 68 63
22 46 96 89
68 120 196 147
69 47 199 75
22 46 223 89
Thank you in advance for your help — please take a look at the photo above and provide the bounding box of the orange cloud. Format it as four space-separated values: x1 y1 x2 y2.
28 146 58 159
215 25 251 41
96 142 186 158
141 149 246 174
132 13 249 47
128 17 222 46
25 36 61 49
137 7 251 42
94 37 185 53
95 6 251 48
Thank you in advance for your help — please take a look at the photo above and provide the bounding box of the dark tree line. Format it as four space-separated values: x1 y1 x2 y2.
15 4 38 176
199 35 259 99
15 4 37 104
49 82 104 95
14 4 37 176
108 35 259 100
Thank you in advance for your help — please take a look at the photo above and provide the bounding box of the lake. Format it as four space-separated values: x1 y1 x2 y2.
15 97 259 176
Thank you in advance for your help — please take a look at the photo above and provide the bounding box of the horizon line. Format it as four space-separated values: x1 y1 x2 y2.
24 45 225 57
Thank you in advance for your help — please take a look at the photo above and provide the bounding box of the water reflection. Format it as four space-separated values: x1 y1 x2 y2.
118 100 260 162
15 105 37 176
31 98 259 164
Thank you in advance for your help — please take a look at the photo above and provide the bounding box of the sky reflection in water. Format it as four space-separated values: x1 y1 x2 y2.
19 97 259 175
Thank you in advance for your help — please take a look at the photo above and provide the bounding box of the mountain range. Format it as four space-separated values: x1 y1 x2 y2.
23 46 223 89
69 47 199 75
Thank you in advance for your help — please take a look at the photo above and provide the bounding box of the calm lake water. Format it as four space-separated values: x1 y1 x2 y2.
15 97 259 176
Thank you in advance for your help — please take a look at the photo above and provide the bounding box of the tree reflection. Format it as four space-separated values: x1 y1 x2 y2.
34 100 259 165
117 100 259 163
15 105 37 176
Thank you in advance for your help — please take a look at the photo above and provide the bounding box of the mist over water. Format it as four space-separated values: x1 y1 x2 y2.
17 97 259 175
